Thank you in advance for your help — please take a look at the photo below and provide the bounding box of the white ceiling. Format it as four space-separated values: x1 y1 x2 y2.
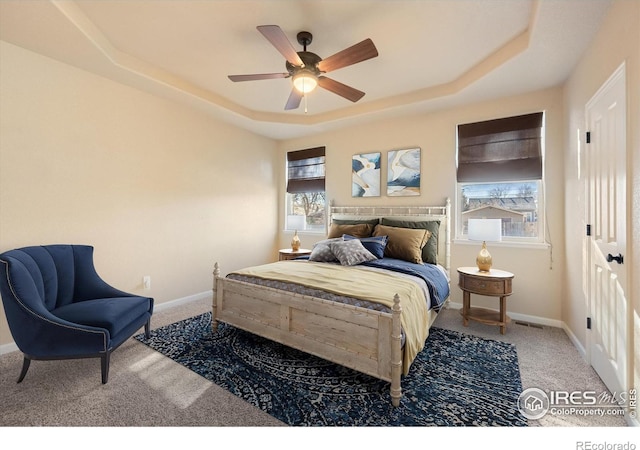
0 0 612 140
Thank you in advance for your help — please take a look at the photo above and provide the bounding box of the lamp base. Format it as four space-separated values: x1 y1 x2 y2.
291 230 301 252
476 241 492 272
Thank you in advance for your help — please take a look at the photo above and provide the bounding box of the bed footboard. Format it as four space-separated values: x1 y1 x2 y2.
212 263 403 407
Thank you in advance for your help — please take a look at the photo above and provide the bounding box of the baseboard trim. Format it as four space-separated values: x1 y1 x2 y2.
153 290 212 313
561 321 587 360
0 341 18 356
446 301 564 328
0 290 213 356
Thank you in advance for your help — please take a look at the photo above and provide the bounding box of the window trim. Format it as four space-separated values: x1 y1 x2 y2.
456 180 546 244
455 112 546 245
284 147 327 233
284 191 327 233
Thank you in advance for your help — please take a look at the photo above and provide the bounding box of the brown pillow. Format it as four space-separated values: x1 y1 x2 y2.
381 219 440 265
328 223 374 239
373 224 431 264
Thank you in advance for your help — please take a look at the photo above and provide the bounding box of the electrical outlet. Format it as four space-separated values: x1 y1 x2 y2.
143 276 151 290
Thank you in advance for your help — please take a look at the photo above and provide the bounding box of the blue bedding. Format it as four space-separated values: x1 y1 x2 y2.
361 258 450 311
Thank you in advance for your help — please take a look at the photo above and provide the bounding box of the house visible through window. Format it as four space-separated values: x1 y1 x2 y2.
456 112 545 242
285 147 326 232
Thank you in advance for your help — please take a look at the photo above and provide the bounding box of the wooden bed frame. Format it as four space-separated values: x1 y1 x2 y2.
212 199 451 407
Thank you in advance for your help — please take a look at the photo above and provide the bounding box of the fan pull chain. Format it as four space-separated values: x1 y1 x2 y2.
304 93 308 114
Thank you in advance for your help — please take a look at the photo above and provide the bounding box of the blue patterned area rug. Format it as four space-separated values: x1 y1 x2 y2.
135 312 527 426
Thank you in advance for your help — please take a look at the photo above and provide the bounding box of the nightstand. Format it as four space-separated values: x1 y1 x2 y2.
457 267 514 334
278 248 311 261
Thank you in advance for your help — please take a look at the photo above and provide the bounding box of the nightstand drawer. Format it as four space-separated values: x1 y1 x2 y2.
279 248 311 261
459 275 511 295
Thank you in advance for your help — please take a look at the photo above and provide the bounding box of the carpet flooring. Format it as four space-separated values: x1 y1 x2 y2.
135 312 527 426
0 297 628 433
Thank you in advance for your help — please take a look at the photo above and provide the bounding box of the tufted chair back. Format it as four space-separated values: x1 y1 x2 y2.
3 245 84 311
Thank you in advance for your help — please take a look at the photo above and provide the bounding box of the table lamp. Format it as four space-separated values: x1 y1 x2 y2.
287 215 306 251
468 218 502 272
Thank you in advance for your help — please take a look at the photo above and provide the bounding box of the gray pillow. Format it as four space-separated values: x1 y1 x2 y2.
308 244 337 262
308 238 342 263
329 239 377 266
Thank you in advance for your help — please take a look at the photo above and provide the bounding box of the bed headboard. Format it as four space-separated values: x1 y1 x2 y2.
329 198 451 275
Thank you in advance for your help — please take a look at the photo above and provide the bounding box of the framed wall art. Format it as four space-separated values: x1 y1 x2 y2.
387 148 421 196
352 152 381 197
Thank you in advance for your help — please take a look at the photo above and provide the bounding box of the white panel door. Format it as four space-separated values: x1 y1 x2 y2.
585 63 628 397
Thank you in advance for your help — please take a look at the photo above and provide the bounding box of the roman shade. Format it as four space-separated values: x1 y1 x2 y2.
286 146 326 193
456 112 544 182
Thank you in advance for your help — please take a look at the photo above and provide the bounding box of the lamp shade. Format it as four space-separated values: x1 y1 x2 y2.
468 219 502 242
292 70 318 93
287 214 306 231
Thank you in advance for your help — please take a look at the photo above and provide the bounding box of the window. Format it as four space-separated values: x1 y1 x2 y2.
456 112 545 242
285 147 326 232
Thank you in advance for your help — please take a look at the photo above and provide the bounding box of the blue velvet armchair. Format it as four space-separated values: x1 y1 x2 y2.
0 245 153 384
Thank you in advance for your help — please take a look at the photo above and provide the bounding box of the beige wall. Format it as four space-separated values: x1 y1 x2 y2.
279 86 566 324
0 41 279 346
2 4 637 398
563 0 639 402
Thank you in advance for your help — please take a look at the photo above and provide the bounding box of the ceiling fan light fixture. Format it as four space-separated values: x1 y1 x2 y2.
292 69 318 93
228 26 378 110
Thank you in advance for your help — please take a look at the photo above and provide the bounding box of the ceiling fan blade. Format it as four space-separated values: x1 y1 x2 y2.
228 73 289 82
257 25 304 67
318 76 365 102
317 38 378 73
284 89 303 110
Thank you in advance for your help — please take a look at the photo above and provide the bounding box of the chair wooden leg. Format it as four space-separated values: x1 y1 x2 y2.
101 352 110 384
144 319 151 339
17 356 31 383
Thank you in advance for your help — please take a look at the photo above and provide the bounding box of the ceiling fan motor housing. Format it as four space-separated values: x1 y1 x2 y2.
286 51 322 76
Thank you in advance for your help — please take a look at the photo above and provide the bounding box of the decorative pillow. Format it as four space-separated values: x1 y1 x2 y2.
342 234 388 259
327 223 374 239
381 219 440 264
329 239 377 266
308 238 342 263
372 224 431 264
309 245 336 262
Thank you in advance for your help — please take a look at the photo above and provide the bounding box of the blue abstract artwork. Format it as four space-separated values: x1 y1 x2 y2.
387 148 420 196
352 152 381 197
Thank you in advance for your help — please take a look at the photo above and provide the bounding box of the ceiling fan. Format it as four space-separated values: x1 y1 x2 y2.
228 25 378 110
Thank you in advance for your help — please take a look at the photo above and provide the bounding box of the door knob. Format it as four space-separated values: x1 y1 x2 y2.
606 253 624 264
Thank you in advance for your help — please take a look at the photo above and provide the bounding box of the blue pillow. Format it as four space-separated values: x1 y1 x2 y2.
343 234 388 259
